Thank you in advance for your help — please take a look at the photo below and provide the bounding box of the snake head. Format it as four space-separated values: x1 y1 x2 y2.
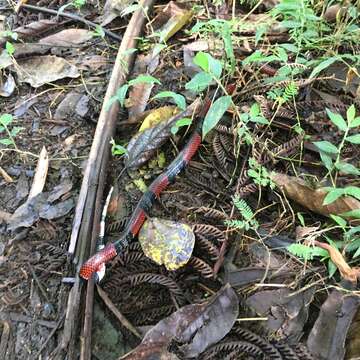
79 243 117 281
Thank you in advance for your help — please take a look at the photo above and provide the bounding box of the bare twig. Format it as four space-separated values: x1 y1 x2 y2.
21 4 122 42
97 285 142 339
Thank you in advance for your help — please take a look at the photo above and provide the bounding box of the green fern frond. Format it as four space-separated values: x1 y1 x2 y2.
282 82 298 102
287 243 328 261
233 196 254 221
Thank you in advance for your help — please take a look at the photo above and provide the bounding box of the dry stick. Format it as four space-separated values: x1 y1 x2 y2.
61 0 155 356
21 4 122 42
80 151 108 360
97 285 142 339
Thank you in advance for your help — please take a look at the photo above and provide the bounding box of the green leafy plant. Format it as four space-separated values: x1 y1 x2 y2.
247 158 275 189
225 196 259 231
0 114 22 149
314 105 360 178
107 75 161 109
91 25 105 38
170 118 192 135
191 19 235 74
110 139 127 156
5 41 15 57
185 52 232 137
153 91 186 111
267 81 299 106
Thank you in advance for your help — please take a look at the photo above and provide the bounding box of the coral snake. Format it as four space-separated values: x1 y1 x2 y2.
79 98 212 281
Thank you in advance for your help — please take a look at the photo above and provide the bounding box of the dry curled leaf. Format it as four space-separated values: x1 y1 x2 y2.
271 172 360 219
139 217 195 270
313 240 360 283
307 288 360 360
122 284 238 359
125 99 200 169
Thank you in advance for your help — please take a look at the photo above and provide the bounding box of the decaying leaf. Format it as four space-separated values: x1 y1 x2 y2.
122 284 238 359
307 288 360 360
246 287 315 342
39 29 93 46
54 91 89 119
0 73 15 97
16 55 79 88
13 19 63 39
139 106 179 132
271 172 360 219
313 240 360 283
125 99 200 169
127 82 155 120
156 2 193 43
139 217 195 270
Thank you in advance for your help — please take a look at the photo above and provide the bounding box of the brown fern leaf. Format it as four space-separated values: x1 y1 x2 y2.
201 341 264 359
188 256 214 278
194 206 230 221
213 132 228 168
215 124 233 134
237 183 258 198
193 224 226 243
106 218 128 234
120 273 184 298
233 327 282 359
195 233 220 259
128 305 175 326
261 135 303 164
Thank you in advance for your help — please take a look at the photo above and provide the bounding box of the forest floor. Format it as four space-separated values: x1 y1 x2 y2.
0 1 360 359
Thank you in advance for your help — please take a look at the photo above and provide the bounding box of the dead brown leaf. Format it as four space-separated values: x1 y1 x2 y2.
39 29 93 46
271 172 360 219
0 166 14 183
16 55 79 88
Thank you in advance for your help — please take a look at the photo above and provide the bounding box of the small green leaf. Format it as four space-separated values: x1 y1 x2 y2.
193 52 209 72
249 103 260 117
153 91 186 110
349 116 360 128
10 126 23 137
335 161 360 175
323 188 345 205
193 52 222 78
347 104 356 124
0 114 13 126
340 209 360 219
0 138 13 145
327 259 337 278
330 214 347 227
202 96 231 139
185 72 212 93
110 139 128 156
345 134 360 144
129 75 161 86
309 57 338 79
326 109 347 132
319 151 333 171
170 118 192 135
344 186 360 201
5 41 15 56
313 141 338 154
115 84 129 107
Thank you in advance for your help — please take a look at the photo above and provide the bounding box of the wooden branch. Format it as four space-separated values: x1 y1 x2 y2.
61 0 155 356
